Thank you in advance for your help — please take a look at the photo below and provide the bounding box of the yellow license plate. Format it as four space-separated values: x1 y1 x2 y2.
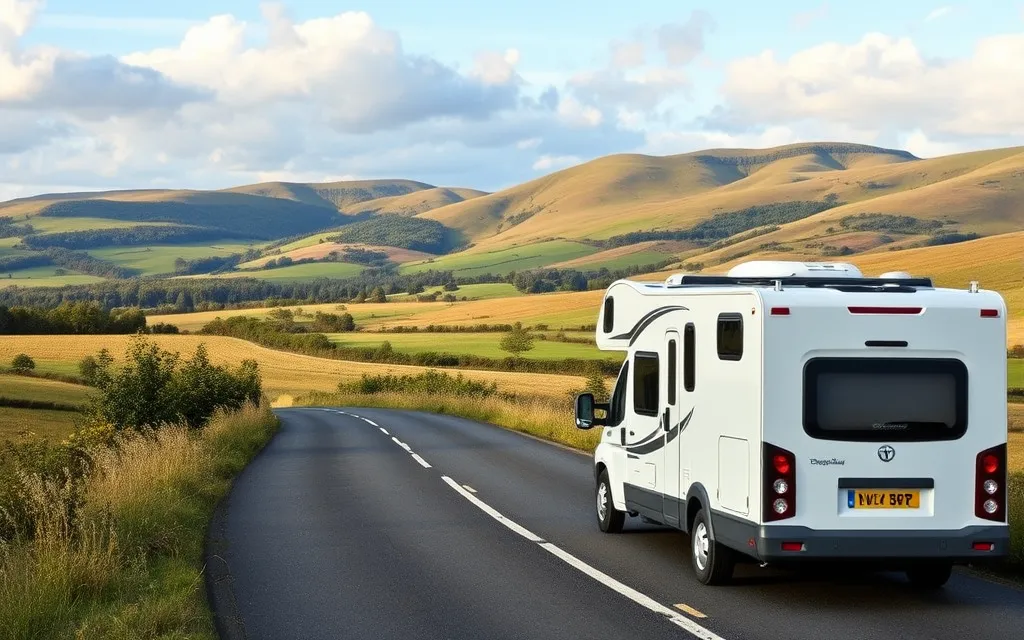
851 489 920 509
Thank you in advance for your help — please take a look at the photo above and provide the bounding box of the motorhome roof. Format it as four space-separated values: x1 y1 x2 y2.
655 260 934 291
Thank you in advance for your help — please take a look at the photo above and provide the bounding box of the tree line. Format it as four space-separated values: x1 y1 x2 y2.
21 224 255 250
0 301 147 334
328 216 465 254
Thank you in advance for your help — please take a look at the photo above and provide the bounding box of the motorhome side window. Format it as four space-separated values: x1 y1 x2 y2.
632 352 659 417
603 297 614 333
683 323 695 391
717 313 743 361
607 361 629 426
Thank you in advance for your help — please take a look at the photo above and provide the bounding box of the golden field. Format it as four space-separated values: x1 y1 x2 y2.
0 335 586 404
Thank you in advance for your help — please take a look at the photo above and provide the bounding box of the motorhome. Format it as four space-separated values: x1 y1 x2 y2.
574 260 1009 587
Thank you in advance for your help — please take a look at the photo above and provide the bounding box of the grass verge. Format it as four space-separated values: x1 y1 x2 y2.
0 401 279 640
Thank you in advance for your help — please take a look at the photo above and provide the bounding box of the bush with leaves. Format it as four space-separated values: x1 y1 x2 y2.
83 337 263 432
499 322 535 358
11 353 34 372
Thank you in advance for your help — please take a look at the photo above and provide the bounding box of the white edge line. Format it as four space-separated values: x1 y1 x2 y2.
441 476 544 543
439 475 724 640
379 427 389 435
410 453 431 468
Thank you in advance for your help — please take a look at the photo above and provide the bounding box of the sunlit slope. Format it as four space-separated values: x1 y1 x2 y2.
223 179 435 210
418 143 920 247
344 187 488 216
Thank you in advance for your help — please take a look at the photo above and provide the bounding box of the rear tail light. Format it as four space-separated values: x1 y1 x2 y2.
764 442 796 522
770 307 790 316
972 542 995 552
975 444 1007 522
980 309 999 318
781 542 804 552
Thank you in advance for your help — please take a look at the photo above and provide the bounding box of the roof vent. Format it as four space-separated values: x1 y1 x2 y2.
879 271 913 279
726 260 864 279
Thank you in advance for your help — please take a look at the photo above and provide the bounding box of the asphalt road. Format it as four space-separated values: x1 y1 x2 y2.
206 408 1024 640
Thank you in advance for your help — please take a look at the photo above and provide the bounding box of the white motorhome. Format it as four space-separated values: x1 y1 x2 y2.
574 260 1009 587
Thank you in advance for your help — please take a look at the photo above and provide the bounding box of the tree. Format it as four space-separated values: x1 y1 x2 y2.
79 355 99 384
369 287 387 303
499 322 534 359
11 353 34 372
583 368 610 403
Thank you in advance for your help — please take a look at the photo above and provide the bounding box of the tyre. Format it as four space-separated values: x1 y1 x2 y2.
906 561 953 589
690 508 735 585
596 469 625 533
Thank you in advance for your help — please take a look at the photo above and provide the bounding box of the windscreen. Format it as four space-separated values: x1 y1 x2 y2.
803 358 967 441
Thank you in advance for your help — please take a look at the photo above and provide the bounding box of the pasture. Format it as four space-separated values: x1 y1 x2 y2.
400 240 598 277
215 261 365 282
0 266 105 287
1011 358 1023 388
90 242 263 275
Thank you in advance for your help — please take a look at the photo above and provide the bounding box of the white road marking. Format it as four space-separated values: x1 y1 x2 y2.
379 427 389 435
461 484 477 493
441 476 544 543
439 475 725 640
410 453 432 468
392 437 412 452
363 418 379 427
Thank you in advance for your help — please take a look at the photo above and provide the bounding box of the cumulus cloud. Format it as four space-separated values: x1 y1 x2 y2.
656 11 715 66
0 0 205 113
121 8 519 133
716 32 1024 138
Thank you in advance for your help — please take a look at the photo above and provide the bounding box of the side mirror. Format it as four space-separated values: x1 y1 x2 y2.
575 393 596 429
576 393 609 429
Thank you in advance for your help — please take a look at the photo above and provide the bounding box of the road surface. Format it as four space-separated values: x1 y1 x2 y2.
206 408 1024 640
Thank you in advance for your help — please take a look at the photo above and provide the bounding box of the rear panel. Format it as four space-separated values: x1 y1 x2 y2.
760 288 1007 533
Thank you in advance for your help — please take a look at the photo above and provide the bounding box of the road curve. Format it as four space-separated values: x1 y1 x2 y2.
206 408 1024 640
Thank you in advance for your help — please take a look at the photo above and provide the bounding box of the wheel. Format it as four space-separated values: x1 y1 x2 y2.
596 470 625 533
690 508 735 585
906 561 953 589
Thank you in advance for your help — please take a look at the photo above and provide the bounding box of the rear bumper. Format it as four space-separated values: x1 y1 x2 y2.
754 524 1010 563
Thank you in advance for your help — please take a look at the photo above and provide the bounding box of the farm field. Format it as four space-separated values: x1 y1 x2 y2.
389 282 524 301
400 240 598 277
0 406 81 441
0 266 105 287
1011 359 1023 387
0 374 93 406
0 335 588 403
240 242 435 269
90 242 263 275
149 289 603 332
327 331 614 361
210 261 365 282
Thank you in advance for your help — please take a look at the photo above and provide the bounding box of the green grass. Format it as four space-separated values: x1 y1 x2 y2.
1010 359 1023 387
0 402 279 640
90 242 264 276
214 261 365 282
274 231 343 253
327 331 613 360
400 240 598 277
0 407 81 441
0 374 92 406
0 237 30 258
0 266 105 288
28 217 174 234
563 249 673 272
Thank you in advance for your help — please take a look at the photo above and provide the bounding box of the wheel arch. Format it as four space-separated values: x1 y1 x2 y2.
685 483 712 535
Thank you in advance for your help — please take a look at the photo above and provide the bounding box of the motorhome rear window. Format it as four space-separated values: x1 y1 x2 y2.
633 352 659 417
803 358 968 442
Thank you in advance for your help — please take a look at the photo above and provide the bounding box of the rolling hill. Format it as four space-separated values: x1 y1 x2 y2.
0 142 1021 305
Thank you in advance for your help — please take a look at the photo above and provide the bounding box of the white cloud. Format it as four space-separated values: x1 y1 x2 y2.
791 3 829 31
717 32 1024 138
532 154 582 171
925 6 952 21
656 11 715 66
610 40 645 69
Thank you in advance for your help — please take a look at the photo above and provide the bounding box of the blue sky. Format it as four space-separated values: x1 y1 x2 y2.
3 0 1024 198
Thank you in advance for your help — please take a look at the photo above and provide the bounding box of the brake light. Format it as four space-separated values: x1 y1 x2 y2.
980 309 999 318
975 444 1007 522
848 306 923 315
770 307 790 315
972 542 995 552
781 542 804 552
764 443 796 522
